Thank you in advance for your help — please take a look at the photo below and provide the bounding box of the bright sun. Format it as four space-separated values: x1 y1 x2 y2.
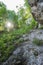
0 0 25 13
5 21 14 28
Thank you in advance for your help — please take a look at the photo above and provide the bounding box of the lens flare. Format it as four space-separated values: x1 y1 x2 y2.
5 21 14 31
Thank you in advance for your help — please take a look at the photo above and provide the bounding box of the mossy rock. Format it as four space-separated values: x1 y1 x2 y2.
33 38 43 46
39 26 43 29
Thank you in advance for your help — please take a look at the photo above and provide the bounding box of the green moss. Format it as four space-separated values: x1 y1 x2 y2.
33 38 43 46
39 26 43 29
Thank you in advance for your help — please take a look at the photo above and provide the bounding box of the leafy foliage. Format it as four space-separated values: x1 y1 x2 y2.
0 2 7 19
0 1 38 62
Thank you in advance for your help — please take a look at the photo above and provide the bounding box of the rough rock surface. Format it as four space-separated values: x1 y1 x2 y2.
28 0 43 24
1 30 43 65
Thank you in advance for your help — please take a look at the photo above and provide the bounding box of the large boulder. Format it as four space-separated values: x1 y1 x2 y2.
28 0 43 24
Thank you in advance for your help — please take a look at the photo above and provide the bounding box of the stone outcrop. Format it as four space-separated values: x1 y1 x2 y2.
28 0 43 24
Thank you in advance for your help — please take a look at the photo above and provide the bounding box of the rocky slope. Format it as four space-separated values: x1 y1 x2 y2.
1 30 43 65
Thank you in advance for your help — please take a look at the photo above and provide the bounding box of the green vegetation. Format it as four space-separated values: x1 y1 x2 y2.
0 1 38 62
33 38 43 46
39 26 43 29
